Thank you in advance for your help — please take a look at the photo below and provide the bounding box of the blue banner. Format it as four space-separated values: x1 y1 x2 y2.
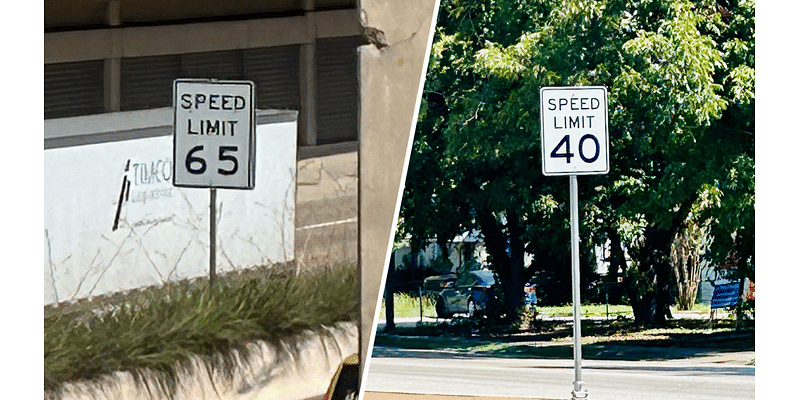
710 281 742 309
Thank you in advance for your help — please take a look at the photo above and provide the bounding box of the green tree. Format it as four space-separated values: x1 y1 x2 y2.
400 0 754 325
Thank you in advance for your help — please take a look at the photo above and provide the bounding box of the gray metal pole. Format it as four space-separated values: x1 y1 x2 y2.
418 286 423 323
209 187 217 287
570 175 588 399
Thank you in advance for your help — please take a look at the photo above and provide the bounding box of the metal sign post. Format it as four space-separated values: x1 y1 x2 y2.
569 174 587 399
209 187 217 286
540 86 609 400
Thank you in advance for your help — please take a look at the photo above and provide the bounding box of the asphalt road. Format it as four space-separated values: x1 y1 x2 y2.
364 347 755 400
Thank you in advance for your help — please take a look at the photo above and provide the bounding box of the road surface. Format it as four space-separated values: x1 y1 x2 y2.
364 347 754 400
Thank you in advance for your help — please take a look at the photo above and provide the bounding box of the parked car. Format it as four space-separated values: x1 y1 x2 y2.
423 270 496 318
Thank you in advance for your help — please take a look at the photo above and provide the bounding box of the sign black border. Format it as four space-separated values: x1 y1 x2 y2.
539 86 610 176
172 78 257 190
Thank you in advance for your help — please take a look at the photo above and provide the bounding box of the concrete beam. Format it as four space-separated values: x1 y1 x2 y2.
45 9 361 64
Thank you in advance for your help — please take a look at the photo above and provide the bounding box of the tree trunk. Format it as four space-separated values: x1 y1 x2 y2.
607 229 625 304
628 194 697 326
672 214 710 311
628 226 674 326
506 210 526 317
384 251 396 331
409 241 419 283
436 235 452 272
672 234 700 310
477 208 525 320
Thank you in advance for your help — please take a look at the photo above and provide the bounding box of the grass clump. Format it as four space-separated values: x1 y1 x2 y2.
379 293 436 319
538 304 633 318
44 263 358 394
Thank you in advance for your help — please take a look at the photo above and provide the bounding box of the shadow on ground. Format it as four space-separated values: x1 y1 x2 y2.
373 318 754 362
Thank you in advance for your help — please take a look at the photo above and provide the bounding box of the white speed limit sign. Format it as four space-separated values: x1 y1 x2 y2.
540 86 609 176
173 79 256 189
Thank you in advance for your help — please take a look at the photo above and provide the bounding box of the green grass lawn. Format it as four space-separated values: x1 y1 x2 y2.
379 293 712 319
44 263 358 394
378 293 436 319
539 303 632 317
375 294 752 362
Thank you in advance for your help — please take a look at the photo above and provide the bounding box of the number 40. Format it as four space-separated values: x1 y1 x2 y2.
550 134 600 163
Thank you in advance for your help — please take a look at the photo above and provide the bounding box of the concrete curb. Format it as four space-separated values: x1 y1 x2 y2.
48 323 358 400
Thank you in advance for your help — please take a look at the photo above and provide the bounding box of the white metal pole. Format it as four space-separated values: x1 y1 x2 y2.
570 174 588 399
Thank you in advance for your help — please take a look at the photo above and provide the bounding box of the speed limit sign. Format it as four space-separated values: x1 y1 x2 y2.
173 79 255 189
540 86 609 398
540 86 609 176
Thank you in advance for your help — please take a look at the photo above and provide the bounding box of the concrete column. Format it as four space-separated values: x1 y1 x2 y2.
104 0 122 112
298 0 317 146
104 57 121 112
357 0 440 381
299 43 317 146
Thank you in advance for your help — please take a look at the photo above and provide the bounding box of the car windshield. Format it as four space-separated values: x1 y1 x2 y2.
471 270 495 286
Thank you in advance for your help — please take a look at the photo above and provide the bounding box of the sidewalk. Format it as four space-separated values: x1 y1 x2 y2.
363 393 561 400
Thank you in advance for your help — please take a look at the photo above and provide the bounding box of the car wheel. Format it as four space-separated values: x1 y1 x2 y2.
435 296 451 319
467 299 476 318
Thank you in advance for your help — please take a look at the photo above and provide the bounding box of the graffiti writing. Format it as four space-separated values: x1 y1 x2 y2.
130 188 174 204
113 158 175 231
132 216 174 228
132 159 173 186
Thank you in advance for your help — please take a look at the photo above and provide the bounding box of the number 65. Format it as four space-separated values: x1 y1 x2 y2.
185 145 239 175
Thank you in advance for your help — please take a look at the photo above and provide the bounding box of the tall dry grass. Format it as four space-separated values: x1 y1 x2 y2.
44 263 358 396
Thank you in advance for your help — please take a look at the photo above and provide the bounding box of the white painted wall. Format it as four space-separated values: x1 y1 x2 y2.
44 114 296 305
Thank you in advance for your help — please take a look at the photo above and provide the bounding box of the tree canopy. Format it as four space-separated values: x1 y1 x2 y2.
398 0 754 325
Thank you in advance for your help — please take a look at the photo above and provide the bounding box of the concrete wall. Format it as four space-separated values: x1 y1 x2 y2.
43 110 296 305
295 151 359 270
358 0 441 376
